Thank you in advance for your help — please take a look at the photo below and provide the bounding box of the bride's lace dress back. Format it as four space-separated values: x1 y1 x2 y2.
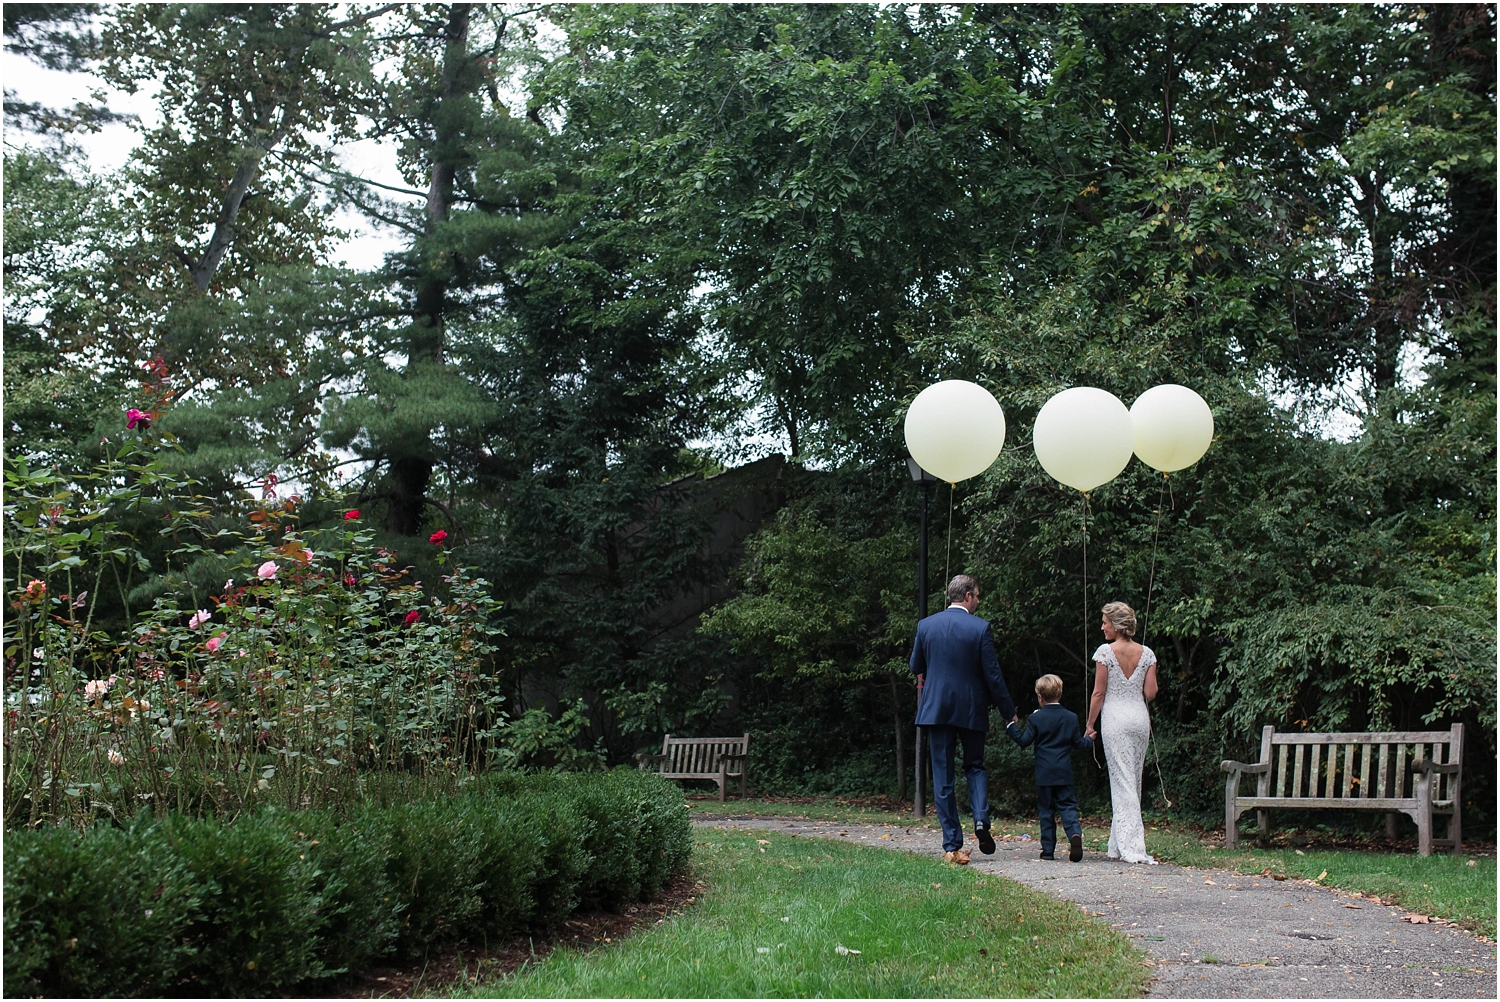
1097 643 1157 864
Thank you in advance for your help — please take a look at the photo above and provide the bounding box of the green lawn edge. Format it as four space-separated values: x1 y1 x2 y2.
686 799 1495 940
1143 830 1496 939
461 828 1150 998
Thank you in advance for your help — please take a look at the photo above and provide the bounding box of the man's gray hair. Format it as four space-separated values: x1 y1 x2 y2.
946 574 979 603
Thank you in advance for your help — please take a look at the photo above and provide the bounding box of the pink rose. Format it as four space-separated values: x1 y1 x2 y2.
206 635 224 653
126 408 152 430
187 609 211 630
256 560 278 580
343 575 356 587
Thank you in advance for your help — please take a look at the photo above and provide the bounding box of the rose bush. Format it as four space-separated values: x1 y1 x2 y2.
2 441 536 827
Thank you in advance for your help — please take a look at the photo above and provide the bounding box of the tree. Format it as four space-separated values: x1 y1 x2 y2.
3 3 128 138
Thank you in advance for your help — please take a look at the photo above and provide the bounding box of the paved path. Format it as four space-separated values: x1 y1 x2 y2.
694 815 1495 999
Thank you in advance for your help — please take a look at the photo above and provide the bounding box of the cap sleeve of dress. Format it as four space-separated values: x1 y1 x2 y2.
1092 643 1113 663
1141 646 1156 668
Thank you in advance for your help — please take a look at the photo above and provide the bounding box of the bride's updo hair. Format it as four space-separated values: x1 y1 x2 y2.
1102 601 1137 638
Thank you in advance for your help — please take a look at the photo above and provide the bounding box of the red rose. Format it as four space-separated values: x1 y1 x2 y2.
126 408 152 430
343 575 356 587
344 509 360 520
428 530 448 545
403 610 421 625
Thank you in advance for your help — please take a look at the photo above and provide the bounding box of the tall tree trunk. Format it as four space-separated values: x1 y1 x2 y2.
386 3 471 536
1355 173 1402 398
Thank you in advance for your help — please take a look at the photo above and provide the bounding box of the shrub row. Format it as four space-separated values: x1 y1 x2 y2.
3 769 691 998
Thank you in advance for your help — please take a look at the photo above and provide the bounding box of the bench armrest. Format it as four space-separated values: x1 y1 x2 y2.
1220 760 1270 774
1411 761 1460 775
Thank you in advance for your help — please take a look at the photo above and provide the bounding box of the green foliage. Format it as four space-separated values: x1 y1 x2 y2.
702 505 914 685
3 441 520 827
5 4 1494 831
2 769 692 997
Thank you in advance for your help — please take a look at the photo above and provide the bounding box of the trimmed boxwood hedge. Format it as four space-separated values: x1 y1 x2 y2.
3 768 691 998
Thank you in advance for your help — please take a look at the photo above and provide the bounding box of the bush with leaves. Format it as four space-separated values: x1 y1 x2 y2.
3 769 691 998
3 440 515 827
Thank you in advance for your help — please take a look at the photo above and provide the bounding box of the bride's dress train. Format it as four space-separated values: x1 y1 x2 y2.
1096 643 1157 864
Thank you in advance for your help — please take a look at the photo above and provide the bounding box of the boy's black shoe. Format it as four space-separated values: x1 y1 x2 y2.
1069 834 1083 862
976 824 996 855
1039 851 1056 860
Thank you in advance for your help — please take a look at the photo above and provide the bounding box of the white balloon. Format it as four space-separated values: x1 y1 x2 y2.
1032 387 1134 492
1130 384 1214 472
904 380 1007 483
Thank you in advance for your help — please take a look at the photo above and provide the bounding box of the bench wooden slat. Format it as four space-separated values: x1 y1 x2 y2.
644 734 749 802
1225 726 1462 856
1270 731 1461 744
1235 796 1451 811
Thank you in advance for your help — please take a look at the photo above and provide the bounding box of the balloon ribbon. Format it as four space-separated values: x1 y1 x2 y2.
944 481 954 588
1140 472 1173 808
1082 491 1100 769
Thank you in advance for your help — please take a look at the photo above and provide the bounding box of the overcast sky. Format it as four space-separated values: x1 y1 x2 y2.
2 32 411 272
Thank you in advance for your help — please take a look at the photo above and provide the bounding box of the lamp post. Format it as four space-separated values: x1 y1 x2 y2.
906 456 936 817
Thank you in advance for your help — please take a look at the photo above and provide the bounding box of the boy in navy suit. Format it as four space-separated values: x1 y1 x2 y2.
1006 674 1092 861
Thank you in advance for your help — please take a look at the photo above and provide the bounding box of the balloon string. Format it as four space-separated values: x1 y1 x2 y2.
944 482 954 588
1141 473 1173 808
1081 491 1088 682
1083 491 1099 769
1140 475 1166 645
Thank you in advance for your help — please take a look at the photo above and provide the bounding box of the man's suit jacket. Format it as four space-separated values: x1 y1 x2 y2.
1006 703 1093 786
909 606 1016 731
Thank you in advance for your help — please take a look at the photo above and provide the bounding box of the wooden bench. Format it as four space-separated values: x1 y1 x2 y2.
636 734 748 802
1221 724 1464 856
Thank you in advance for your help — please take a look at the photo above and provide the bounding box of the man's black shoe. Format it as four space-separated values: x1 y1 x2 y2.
976 825 996 855
1069 834 1083 862
1039 851 1056 860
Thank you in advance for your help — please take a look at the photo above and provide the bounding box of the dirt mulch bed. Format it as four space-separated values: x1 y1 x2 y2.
300 872 704 999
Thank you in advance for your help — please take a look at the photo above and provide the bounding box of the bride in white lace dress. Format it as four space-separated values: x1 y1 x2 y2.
1084 602 1159 864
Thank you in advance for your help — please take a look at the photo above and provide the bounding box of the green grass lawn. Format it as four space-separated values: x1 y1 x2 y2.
1140 829 1497 939
684 798 1496 939
466 828 1149 999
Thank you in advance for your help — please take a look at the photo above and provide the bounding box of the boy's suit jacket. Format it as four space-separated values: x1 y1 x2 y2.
909 606 1016 731
1006 703 1093 786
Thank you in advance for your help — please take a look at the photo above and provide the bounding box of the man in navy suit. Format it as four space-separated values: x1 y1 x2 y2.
910 574 1017 861
1006 673 1093 861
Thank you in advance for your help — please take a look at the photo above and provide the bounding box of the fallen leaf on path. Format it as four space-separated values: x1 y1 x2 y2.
1203 879 1218 886
757 839 770 844
1403 914 1432 924
1343 904 1361 909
